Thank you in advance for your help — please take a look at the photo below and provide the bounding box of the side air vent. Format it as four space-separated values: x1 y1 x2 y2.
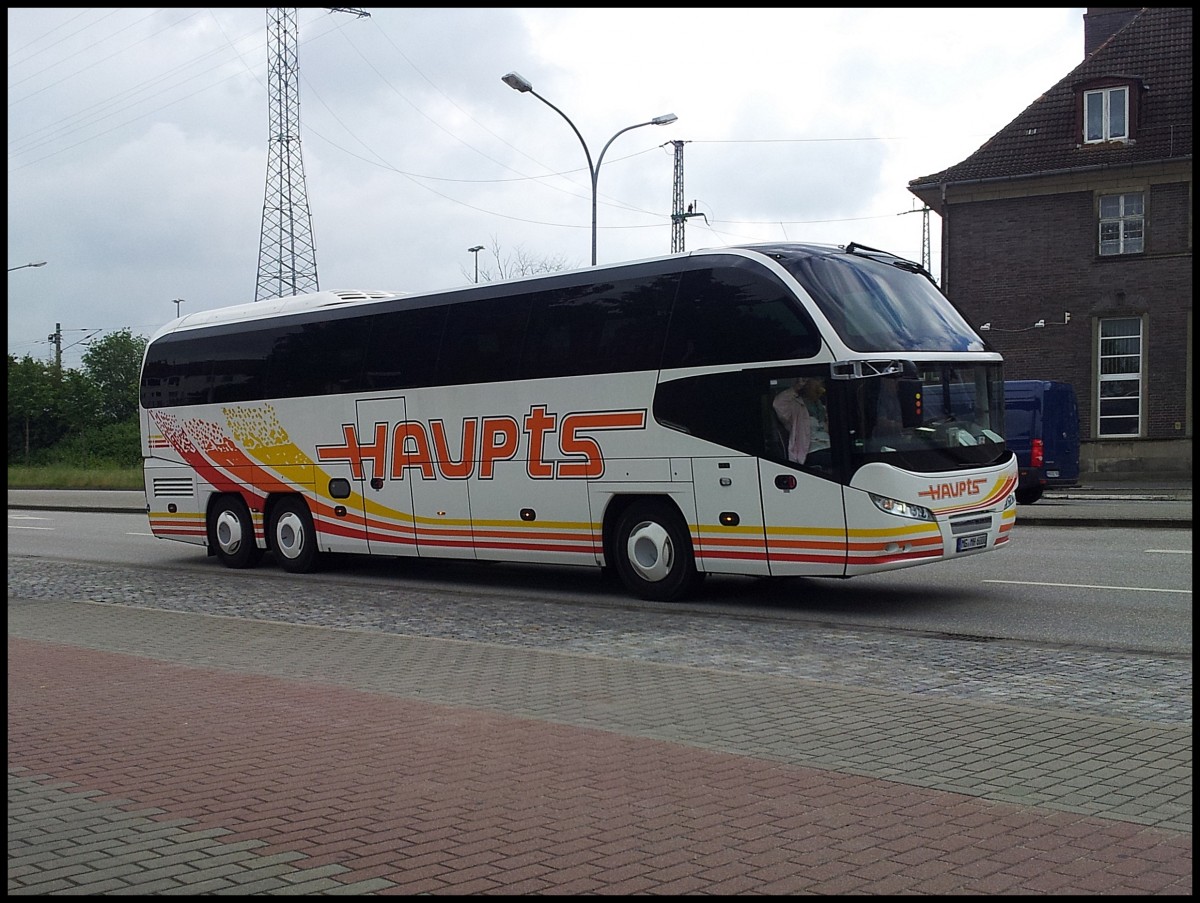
153 478 194 498
329 290 402 303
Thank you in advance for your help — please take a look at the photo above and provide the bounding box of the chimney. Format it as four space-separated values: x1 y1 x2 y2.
1083 7 1142 57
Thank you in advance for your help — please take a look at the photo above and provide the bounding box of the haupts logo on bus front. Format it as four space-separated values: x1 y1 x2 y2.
316 405 647 482
918 477 988 501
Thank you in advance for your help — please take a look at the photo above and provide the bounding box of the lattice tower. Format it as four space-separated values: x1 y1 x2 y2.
255 8 368 301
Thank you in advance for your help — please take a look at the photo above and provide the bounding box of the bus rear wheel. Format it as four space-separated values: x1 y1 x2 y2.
613 499 699 602
270 496 321 573
209 496 263 569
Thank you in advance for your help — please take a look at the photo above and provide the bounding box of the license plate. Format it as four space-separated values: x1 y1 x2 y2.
957 533 987 552
1047 470 1060 478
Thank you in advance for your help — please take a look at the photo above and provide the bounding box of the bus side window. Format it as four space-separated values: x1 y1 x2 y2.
439 295 531 386
362 304 446 391
209 328 272 403
522 273 674 379
663 263 821 369
262 316 370 399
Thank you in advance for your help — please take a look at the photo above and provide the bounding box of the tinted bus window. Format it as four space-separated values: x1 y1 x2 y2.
662 261 822 368
362 304 447 391
438 295 531 386
522 273 676 379
209 328 274 403
262 315 370 399
141 335 214 408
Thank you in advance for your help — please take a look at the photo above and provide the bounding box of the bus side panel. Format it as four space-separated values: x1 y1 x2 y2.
142 407 207 546
220 397 367 556
143 461 207 547
757 461 849 577
471 461 596 565
691 456 769 576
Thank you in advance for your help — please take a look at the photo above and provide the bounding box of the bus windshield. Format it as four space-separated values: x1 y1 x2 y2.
841 363 1007 474
771 247 987 353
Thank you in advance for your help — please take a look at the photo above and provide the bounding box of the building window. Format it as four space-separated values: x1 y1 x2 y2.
1084 86 1128 143
1098 193 1144 256
1097 317 1142 437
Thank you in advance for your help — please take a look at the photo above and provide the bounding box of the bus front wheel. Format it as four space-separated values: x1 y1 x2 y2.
209 495 263 569
270 497 321 573
613 499 699 602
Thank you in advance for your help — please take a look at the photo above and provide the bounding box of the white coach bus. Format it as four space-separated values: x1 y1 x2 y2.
139 242 1017 601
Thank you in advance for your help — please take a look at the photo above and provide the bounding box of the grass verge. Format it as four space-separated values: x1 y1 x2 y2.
7 464 142 491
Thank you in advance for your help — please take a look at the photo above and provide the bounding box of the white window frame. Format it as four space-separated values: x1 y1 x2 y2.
1098 192 1144 256
1097 316 1143 438
1084 86 1128 143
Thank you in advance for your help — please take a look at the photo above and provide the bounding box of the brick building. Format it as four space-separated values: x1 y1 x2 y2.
909 7 1192 478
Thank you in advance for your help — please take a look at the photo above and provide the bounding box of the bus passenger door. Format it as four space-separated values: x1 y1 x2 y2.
354 398 419 558
758 461 848 576
691 457 769 576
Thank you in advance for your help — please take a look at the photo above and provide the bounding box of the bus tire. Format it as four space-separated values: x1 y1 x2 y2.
1015 486 1043 505
613 499 699 602
209 495 263 569
270 496 321 573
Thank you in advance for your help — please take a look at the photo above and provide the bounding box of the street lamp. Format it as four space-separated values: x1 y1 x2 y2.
468 245 484 283
8 261 47 272
501 71 677 266
171 298 186 318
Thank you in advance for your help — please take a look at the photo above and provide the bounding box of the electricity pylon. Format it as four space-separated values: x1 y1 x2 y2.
255 7 369 301
668 139 705 253
899 203 932 277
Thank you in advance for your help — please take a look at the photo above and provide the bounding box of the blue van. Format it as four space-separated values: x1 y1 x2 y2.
1005 380 1081 504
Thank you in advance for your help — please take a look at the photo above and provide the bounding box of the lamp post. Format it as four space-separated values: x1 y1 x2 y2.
468 245 484 283
8 261 47 272
171 298 186 318
501 72 677 266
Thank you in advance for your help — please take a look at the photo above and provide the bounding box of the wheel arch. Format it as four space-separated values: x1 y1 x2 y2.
263 491 310 552
205 490 263 554
601 491 696 571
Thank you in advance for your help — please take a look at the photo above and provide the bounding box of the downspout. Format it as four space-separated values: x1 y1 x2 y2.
940 182 949 295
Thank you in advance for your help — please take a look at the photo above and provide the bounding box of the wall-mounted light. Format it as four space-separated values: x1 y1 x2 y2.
979 323 991 331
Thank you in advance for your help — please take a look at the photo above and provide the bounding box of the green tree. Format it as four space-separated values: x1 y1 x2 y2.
81 329 147 423
7 354 59 463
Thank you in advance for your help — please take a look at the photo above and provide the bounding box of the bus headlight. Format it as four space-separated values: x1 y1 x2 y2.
869 492 934 521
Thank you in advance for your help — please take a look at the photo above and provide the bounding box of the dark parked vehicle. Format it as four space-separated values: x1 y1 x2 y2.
1005 380 1081 504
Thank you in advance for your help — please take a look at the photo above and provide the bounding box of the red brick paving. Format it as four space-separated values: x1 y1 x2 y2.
8 638 1192 894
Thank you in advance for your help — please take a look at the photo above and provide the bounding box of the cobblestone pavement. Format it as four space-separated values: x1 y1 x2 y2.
8 556 1192 894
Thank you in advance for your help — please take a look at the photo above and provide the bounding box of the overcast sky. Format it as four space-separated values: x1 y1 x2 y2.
8 7 1088 368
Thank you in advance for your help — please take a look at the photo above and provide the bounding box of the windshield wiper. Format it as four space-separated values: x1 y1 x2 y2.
844 242 935 282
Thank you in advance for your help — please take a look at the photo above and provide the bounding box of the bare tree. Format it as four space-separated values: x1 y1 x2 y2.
461 237 576 284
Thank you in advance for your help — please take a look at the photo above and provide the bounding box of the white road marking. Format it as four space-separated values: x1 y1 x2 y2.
983 579 1190 594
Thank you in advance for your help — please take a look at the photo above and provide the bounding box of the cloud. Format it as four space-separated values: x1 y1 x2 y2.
7 7 1087 367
